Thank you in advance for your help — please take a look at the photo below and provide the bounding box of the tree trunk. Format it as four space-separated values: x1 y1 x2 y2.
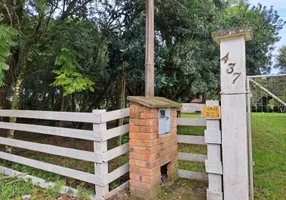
6 64 27 153
118 62 126 145
58 91 65 127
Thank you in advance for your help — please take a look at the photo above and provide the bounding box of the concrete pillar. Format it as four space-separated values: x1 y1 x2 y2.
212 27 253 200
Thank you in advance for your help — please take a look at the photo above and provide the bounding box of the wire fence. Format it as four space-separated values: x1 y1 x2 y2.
248 74 286 200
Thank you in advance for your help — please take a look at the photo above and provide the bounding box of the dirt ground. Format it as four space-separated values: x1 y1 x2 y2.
110 179 206 200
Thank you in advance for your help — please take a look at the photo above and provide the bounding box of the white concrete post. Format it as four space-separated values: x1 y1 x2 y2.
205 100 223 200
93 110 109 200
212 27 253 200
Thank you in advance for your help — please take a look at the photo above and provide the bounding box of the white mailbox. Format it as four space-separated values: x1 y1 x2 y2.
158 108 171 135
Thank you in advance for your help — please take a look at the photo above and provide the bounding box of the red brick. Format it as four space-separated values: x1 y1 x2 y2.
129 139 139 146
130 159 135 166
145 158 162 168
144 146 161 155
130 173 141 181
130 166 140 174
134 147 146 154
139 167 160 176
145 119 158 125
129 133 145 140
129 152 141 160
141 153 160 161
130 110 140 118
171 109 177 117
141 173 161 183
134 160 146 167
145 133 158 139
140 113 154 119
139 168 153 176
144 140 160 147
135 119 146 126
130 125 140 133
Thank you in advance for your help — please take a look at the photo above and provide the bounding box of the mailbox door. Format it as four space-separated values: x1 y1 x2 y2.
165 109 171 133
159 109 166 135
158 108 171 135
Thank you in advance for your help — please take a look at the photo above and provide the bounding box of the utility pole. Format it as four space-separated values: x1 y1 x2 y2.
145 0 154 97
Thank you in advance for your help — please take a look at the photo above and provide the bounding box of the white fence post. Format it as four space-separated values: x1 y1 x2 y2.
205 100 223 200
212 27 253 200
93 110 109 200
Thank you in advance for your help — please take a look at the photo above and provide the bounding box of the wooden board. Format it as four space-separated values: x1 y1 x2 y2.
104 163 129 185
205 160 223 175
205 100 223 200
0 110 99 123
0 137 102 163
0 151 104 185
101 124 129 141
100 108 129 123
177 135 206 145
177 118 206 126
0 122 100 141
178 152 207 162
103 143 129 162
178 169 208 181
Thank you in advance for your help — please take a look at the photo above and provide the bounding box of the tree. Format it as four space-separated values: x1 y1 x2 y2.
275 46 286 73
222 2 285 75
0 0 285 115
0 25 18 87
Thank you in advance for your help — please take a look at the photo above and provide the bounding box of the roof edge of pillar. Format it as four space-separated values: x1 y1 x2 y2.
212 26 253 44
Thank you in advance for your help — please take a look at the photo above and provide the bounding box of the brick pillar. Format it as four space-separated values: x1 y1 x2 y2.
129 98 178 200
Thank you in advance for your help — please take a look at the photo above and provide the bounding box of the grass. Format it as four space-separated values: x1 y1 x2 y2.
0 176 93 200
178 112 286 200
251 113 286 200
178 113 206 173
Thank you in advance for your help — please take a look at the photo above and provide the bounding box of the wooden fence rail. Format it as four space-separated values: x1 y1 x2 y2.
1 105 217 199
0 108 130 200
177 115 208 182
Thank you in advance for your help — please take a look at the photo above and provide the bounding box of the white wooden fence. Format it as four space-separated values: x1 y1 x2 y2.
178 101 223 200
177 106 208 181
0 103 222 199
0 108 130 200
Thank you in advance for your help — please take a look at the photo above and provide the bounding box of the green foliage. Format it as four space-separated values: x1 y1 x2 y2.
0 25 18 86
222 2 285 74
0 0 285 111
109 181 120 190
51 48 95 96
0 177 67 199
122 135 129 144
275 46 286 73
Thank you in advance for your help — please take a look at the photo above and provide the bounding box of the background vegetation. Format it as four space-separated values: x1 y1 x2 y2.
0 0 285 112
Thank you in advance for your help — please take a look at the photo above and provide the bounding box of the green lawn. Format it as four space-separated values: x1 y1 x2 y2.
251 113 286 200
178 112 286 200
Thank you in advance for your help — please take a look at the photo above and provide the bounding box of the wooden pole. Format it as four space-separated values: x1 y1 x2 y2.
145 0 154 97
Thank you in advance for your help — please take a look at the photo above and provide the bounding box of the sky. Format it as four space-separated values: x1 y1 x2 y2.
249 0 286 73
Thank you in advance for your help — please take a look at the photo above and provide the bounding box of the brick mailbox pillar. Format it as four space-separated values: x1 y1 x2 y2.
128 96 180 200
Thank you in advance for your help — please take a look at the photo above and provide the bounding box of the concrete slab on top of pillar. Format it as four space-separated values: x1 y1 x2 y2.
212 26 253 44
127 96 181 108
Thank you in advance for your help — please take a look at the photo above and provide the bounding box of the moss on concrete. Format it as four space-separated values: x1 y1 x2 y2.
128 96 181 108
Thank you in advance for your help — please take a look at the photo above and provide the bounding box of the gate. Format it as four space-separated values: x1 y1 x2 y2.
247 74 286 200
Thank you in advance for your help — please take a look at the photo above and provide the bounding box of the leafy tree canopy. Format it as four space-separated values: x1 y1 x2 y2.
0 0 285 111
275 46 286 73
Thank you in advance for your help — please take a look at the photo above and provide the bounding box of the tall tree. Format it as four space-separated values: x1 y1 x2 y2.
275 46 286 73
